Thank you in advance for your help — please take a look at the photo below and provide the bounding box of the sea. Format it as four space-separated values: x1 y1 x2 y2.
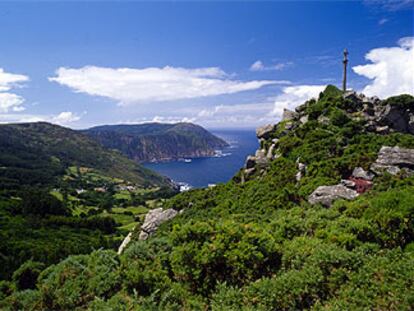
143 129 259 189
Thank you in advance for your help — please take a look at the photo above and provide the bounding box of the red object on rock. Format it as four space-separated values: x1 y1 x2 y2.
349 177 373 194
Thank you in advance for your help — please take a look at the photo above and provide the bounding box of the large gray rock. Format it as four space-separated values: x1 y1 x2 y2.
282 108 298 121
352 167 374 181
245 155 257 169
117 232 133 255
340 179 356 188
139 208 178 240
244 167 256 176
256 124 276 140
308 184 359 207
244 150 269 170
299 115 309 125
375 104 414 134
255 149 266 158
343 91 365 112
267 144 276 159
341 91 414 135
255 149 269 167
370 146 414 175
295 162 306 182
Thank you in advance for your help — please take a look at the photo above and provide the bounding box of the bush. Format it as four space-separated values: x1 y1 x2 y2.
18 188 68 216
12 260 45 291
0 289 41 311
36 250 121 310
170 220 281 295
317 250 414 310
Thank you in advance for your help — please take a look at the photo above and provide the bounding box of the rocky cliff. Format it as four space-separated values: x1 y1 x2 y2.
241 86 414 183
82 122 228 163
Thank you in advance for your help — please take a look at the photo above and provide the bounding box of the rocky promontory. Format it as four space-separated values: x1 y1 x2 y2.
82 122 228 163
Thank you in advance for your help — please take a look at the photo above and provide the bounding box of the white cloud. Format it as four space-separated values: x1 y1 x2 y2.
197 102 272 118
271 85 326 118
250 60 265 71
117 116 196 125
51 111 83 125
0 68 29 113
0 111 84 126
49 66 282 104
0 68 29 92
353 37 414 98
378 18 388 25
0 93 26 113
250 60 293 72
364 0 414 11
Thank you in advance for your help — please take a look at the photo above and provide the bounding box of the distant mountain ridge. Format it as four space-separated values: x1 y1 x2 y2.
82 122 229 163
0 122 171 189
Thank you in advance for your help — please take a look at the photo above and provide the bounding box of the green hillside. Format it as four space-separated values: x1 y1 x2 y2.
2 87 414 310
82 122 228 162
0 122 177 284
0 122 171 190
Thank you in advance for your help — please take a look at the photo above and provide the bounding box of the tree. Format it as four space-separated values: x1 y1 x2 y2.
19 188 68 216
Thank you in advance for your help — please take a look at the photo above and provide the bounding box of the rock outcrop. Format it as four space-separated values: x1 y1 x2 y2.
295 161 306 182
82 122 228 163
117 232 133 255
352 167 374 181
256 124 276 140
139 208 178 240
343 91 414 135
282 108 298 121
308 184 359 207
370 146 414 176
243 87 414 191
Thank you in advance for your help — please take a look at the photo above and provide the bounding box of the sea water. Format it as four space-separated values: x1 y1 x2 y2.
143 129 258 189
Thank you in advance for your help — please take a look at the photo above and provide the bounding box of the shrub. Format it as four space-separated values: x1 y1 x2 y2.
12 260 45 291
18 188 68 216
36 250 121 310
170 220 281 295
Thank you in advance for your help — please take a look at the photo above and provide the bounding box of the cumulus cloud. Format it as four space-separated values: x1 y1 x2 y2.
353 37 414 98
195 102 276 128
271 85 326 118
49 66 284 105
51 111 83 125
0 111 84 126
0 68 29 113
0 93 26 113
197 102 272 118
250 60 293 72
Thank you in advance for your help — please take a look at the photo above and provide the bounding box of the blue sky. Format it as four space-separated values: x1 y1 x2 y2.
0 1 413 129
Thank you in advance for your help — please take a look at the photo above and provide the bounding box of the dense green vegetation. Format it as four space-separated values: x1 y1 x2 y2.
0 122 177 284
0 167 175 283
0 122 170 190
82 122 228 162
2 88 414 309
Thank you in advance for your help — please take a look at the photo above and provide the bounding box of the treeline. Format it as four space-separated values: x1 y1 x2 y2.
0 188 117 281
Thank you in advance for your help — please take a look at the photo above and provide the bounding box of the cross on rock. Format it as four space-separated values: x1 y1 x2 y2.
342 48 349 92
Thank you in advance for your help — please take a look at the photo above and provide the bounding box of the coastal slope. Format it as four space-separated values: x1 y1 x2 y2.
82 122 229 162
0 122 171 189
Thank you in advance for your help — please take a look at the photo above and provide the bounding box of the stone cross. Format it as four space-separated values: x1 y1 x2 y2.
342 48 349 92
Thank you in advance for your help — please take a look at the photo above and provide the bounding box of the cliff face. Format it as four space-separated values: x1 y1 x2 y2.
82 122 228 162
